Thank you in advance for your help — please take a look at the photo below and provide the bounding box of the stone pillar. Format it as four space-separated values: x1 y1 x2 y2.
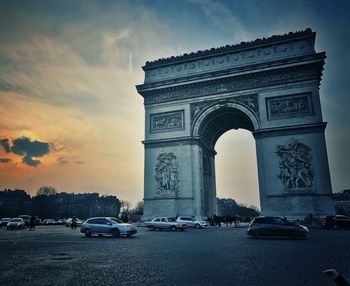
254 123 335 219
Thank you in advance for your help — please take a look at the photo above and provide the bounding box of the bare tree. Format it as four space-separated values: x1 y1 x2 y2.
120 200 131 213
36 186 57 196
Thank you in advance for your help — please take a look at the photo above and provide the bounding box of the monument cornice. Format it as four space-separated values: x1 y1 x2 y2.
253 122 327 139
143 28 315 70
142 136 216 155
139 62 324 105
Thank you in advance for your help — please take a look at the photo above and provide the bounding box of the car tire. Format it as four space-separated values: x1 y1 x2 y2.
150 225 155 231
170 225 176 231
84 229 91 237
333 224 338 229
195 223 200 229
112 229 120 238
253 231 260 239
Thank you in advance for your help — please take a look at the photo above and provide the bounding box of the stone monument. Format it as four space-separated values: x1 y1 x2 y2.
136 29 335 220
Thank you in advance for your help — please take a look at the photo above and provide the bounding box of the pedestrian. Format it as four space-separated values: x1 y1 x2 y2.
29 216 35 231
71 216 77 229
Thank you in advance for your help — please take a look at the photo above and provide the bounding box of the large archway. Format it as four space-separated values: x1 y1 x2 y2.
215 129 259 210
137 29 335 219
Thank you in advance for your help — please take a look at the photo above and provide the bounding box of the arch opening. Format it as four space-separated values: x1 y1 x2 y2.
215 129 260 210
197 106 256 149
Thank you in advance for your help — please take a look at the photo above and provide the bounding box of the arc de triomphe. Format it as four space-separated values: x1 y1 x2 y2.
136 29 335 220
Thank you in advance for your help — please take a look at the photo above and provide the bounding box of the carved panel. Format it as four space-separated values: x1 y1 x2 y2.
150 110 184 133
155 152 179 195
276 141 313 191
267 93 313 119
143 65 320 104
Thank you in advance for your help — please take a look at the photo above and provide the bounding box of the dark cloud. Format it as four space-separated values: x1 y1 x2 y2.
0 158 11 163
1 136 50 167
11 136 50 157
22 155 41 167
0 138 11 153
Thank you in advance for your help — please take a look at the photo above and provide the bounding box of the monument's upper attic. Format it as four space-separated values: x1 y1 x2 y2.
140 28 323 86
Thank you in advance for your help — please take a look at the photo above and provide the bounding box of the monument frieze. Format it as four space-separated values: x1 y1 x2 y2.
142 64 321 104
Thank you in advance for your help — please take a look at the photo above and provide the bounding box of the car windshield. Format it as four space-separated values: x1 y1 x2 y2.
11 218 22 222
109 218 123 224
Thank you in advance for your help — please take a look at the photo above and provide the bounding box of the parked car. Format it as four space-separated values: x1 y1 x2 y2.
321 215 350 228
6 218 25 230
66 218 83 228
19 215 31 227
145 217 185 231
41 219 57 225
80 217 137 237
0 218 11 228
176 216 207 228
247 216 309 239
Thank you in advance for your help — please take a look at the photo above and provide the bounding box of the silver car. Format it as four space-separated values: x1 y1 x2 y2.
176 216 208 228
80 217 137 238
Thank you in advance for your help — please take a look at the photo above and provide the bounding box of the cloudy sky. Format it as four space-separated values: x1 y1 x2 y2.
1 0 350 208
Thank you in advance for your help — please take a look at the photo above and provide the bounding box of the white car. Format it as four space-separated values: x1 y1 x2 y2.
145 217 185 231
176 216 208 228
80 217 137 237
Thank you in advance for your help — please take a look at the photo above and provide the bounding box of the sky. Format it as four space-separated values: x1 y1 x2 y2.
0 0 350 209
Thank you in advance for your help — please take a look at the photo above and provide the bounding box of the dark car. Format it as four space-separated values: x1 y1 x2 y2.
247 216 309 239
0 218 11 228
321 215 350 229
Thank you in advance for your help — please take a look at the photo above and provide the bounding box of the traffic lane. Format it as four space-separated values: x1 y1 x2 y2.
0 226 349 286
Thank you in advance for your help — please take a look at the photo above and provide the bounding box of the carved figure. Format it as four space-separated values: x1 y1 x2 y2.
152 112 183 132
276 141 313 190
155 152 179 195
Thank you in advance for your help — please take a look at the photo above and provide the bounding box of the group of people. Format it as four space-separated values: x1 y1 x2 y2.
206 215 242 227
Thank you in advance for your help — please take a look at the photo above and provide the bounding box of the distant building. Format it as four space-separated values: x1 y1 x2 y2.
333 190 350 216
0 189 121 219
0 189 31 218
32 192 121 219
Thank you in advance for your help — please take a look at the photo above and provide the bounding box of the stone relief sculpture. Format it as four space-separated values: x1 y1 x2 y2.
276 141 313 190
151 111 183 133
267 94 312 119
155 152 179 195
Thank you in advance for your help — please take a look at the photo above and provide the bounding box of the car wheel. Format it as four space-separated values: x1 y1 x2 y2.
84 229 91 237
112 229 120 238
150 225 155 231
170 225 176 231
195 224 200 229
253 231 260 238
333 224 338 229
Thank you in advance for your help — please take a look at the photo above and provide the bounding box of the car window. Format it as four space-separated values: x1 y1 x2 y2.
109 218 123 224
100 218 109 225
155 218 160 222
87 219 99 224
161 218 166 222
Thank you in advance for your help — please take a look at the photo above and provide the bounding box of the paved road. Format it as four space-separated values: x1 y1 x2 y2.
0 225 349 286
